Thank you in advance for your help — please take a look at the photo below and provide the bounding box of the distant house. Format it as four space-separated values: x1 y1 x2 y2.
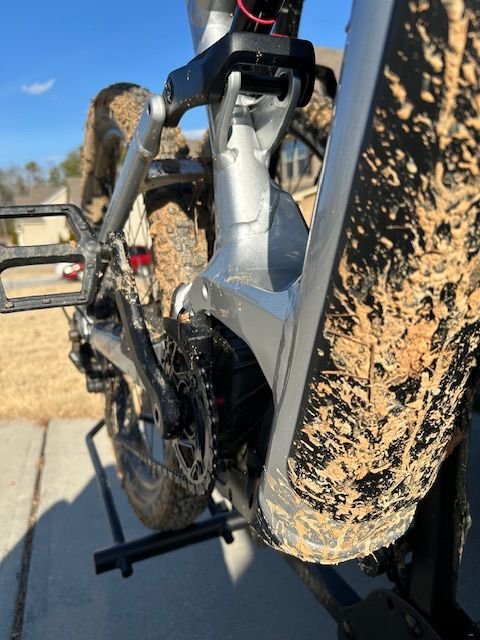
12 178 150 249
314 46 343 81
13 178 82 246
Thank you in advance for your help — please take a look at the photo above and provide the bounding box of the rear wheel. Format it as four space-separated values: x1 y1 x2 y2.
81 83 213 529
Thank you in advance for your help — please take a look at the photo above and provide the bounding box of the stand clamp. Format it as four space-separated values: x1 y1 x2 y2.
86 419 247 578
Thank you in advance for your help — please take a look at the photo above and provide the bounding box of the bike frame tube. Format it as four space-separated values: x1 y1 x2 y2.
258 0 396 561
181 0 394 561
186 0 236 54
93 0 391 561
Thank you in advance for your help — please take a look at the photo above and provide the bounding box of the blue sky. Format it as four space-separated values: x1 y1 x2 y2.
0 0 352 170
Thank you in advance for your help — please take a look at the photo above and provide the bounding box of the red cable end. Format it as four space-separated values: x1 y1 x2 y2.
236 0 277 26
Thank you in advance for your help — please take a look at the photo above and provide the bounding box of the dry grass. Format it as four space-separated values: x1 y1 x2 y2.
0 278 103 422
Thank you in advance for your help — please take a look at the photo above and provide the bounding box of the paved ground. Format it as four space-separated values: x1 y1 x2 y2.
0 417 479 640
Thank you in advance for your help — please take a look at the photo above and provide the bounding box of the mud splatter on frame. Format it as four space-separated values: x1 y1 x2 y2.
284 0 480 563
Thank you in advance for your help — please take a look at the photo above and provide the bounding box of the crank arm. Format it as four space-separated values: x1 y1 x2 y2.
107 232 182 439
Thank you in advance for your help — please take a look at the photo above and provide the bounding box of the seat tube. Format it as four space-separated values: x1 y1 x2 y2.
185 0 236 54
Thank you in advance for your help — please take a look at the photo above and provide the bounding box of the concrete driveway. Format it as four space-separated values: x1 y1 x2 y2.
1 417 479 640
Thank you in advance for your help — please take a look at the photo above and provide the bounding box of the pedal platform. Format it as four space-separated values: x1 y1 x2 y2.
0 204 102 312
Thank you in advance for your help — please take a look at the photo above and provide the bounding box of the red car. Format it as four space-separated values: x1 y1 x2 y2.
62 246 153 280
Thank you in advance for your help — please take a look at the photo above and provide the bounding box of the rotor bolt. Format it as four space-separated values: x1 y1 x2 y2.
165 78 174 103
342 620 355 639
404 613 422 637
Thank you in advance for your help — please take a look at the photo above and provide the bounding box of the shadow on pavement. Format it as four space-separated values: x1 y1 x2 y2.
2 417 479 640
4 463 337 640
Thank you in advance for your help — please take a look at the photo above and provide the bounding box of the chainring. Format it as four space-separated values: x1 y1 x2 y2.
158 331 217 491
100 270 217 497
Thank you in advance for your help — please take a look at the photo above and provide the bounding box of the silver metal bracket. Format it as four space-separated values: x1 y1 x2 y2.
98 95 166 243
212 68 302 162
185 66 308 384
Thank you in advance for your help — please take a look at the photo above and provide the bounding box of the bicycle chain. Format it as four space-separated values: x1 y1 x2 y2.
115 351 217 497
115 435 210 496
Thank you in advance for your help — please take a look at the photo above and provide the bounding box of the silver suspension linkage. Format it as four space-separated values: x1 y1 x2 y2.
98 95 166 243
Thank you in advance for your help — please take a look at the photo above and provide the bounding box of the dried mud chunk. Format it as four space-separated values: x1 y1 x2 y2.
147 188 210 317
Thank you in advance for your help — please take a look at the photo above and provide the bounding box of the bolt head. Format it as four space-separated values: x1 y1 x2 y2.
165 78 174 103
342 620 355 639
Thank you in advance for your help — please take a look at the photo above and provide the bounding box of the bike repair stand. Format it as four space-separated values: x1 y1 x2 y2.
86 419 247 578
87 418 480 640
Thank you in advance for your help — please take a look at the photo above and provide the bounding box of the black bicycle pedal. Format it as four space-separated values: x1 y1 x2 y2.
0 204 102 312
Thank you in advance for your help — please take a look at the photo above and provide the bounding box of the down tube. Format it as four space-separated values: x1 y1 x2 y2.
261 0 480 563
256 0 404 563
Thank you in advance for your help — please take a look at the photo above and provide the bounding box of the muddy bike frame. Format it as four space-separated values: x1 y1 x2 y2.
0 1 478 636
90 0 394 561
184 0 395 561
85 0 480 576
